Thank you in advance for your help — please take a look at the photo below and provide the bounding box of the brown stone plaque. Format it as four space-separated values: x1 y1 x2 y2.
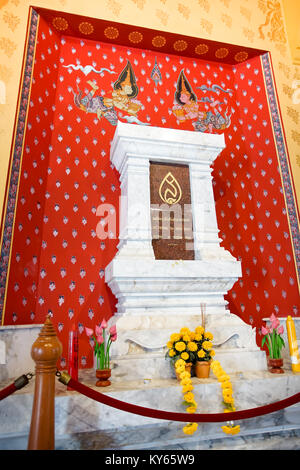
149 162 194 260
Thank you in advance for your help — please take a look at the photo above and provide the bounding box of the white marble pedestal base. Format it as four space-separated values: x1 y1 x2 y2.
111 348 267 382
109 311 267 381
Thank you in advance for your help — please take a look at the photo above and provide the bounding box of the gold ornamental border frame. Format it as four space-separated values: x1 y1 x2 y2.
261 52 300 292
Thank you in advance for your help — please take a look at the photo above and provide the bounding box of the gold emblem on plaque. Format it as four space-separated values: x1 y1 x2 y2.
159 172 182 205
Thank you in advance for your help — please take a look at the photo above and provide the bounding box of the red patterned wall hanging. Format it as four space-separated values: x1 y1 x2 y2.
0 8 299 369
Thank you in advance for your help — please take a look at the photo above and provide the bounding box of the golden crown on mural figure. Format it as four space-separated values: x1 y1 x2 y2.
180 73 189 94
122 68 132 87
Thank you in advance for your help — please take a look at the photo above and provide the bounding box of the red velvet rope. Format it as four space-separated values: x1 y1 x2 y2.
0 374 32 401
0 383 17 401
66 377 300 423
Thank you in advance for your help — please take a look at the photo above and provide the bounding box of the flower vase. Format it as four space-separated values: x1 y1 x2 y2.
267 357 284 374
96 368 111 386
195 361 211 378
175 363 192 381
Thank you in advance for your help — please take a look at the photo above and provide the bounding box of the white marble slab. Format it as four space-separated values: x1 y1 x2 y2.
0 324 43 381
0 368 299 450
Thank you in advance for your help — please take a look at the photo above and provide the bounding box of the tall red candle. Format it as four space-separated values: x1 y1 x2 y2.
68 325 78 389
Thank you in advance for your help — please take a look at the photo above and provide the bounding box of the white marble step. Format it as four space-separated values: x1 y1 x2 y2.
111 348 268 381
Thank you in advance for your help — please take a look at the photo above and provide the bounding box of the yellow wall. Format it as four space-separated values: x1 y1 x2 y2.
0 0 300 223
282 0 300 65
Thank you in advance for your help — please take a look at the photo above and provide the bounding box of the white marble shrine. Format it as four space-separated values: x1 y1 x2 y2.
105 122 267 380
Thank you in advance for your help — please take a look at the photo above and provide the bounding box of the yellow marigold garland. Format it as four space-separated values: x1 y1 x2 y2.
211 360 240 435
174 359 198 435
168 327 241 437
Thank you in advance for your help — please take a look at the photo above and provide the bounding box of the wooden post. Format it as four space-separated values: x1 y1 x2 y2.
27 316 62 450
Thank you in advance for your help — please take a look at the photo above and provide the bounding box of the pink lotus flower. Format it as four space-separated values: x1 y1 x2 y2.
270 313 280 330
109 324 117 341
277 325 284 335
262 324 273 335
261 314 285 360
110 333 117 342
85 327 93 337
109 325 117 336
95 325 103 337
85 319 118 370
96 334 104 344
261 325 270 336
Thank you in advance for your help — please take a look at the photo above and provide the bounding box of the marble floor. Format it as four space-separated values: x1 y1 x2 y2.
150 429 300 450
0 367 299 450
51 423 300 450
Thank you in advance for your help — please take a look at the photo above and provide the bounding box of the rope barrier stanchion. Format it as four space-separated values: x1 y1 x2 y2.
0 373 34 401
27 316 62 451
57 371 300 424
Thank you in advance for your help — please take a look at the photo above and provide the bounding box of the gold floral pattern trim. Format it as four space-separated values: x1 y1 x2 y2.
0 64 11 82
243 28 255 43
287 107 299 125
200 18 213 35
215 47 229 59
131 0 146 9
104 26 119 40
198 0 210 13
152 35 166 47
0 37 16 57
155 9 168 26
52 16 68 31
128 31 143 43
178 3 190 20
221 13 232 28
173 40 188 52
282 83 294 99
258 0 286 44
195 44 209 55
79 22 94 35
3 11 20 32
291 130 300 146
234 51 248 62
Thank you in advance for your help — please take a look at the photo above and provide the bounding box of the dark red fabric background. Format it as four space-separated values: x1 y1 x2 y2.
3 16 299 368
